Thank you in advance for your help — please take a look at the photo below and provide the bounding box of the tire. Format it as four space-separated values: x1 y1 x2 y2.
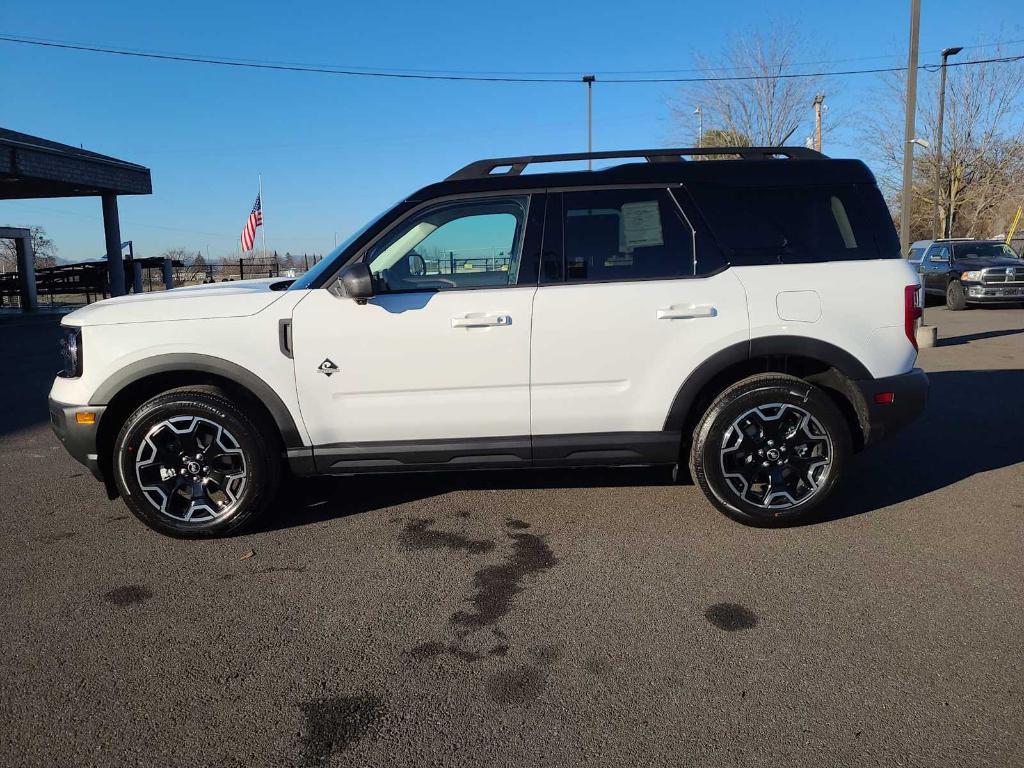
113 386 281 538
946 280 968 311
689 374 851 526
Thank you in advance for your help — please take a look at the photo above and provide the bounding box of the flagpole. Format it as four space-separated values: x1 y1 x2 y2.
258 173 267 261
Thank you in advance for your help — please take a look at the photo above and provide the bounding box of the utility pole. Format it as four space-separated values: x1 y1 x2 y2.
582 75 595 169
933 46 962 238
899 0 922 256
812 94 825 152
694 105 703 147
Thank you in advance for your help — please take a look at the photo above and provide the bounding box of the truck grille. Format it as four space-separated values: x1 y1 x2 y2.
981 267 1024 284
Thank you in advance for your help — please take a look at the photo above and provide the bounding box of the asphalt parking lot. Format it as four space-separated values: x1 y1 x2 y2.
1 305 1022 768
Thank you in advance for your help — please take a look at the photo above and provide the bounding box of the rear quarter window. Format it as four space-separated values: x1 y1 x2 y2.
688 183 893 265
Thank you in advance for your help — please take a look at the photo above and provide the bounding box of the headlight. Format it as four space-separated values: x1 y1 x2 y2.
58 326 83 378
961 270 983 282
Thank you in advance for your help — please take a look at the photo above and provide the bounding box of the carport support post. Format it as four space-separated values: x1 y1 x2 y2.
102 193 126 297
131 262 143 293
15 233 38 312
162 258 174 290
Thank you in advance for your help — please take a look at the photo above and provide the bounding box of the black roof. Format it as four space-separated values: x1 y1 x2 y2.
409 147 877 201
0 126 152 199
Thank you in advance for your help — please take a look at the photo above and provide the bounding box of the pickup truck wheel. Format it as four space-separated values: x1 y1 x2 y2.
113 387 281 538
946 280 969 311
689 374 851 526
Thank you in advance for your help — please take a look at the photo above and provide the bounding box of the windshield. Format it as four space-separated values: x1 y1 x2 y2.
288 204 399 290
952 242 1019 260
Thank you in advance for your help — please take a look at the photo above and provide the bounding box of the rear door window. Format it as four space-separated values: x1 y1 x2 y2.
688 184 882 265
557 188 694 283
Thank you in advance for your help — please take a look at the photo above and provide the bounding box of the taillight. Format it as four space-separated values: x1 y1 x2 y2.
904 284 922 350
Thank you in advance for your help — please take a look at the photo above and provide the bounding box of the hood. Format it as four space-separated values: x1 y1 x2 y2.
63 277 291 327
955 256 1024 269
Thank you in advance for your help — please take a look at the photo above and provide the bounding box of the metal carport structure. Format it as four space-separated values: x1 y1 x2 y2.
0 127 152 308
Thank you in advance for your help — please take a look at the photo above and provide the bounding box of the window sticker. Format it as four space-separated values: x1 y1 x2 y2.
604 254 634 267
620 200 664 252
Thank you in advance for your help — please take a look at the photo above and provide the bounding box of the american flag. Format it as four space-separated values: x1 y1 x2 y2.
240 193 263 252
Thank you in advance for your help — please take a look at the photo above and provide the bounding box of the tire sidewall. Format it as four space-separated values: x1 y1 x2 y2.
692 379 850 525
946 280 967 311
114 391 276 538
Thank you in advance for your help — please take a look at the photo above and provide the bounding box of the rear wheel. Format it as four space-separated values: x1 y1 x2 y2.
946 280 968 311
689 374 851 525
113 387 281 538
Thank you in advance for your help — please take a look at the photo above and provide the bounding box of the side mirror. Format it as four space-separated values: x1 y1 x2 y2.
338 262 374 304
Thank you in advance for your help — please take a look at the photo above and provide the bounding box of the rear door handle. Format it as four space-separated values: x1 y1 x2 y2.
451 313 511 328
657 304 717 320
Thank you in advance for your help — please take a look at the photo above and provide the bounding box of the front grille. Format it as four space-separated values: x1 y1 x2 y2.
981 267 1024 284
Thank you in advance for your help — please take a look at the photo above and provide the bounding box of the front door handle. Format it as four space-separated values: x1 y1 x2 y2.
451 313 511 328
657 304 717 320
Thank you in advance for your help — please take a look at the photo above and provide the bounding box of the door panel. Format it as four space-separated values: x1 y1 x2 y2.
292 287 536 445
923 244 950 293
291 193 544 450
530 274 749 435
530 187 748 437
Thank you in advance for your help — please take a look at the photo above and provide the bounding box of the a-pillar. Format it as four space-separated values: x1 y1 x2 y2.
102 193 126 297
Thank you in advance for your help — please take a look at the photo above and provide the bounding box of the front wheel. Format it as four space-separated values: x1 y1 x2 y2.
689 374 851 526
113 386 281 538
946 280 969 311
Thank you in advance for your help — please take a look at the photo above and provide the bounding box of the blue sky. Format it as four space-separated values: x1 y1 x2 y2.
0 0 1020 262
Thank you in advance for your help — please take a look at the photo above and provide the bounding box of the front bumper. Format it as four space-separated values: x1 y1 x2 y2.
855 368 929 445
964 283 1024 303
48 398 106 481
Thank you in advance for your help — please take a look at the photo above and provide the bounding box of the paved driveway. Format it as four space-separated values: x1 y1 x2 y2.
1 306 1022 767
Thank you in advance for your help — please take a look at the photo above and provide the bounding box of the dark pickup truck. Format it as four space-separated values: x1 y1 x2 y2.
916 239 1024 310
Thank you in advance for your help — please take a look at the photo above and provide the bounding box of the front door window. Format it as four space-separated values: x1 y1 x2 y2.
366 197 528 292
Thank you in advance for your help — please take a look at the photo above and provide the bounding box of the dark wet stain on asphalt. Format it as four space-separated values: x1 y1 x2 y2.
704 602 758 631
299 694 385 765
103 585 153 606
40 531 76 543
401 518 495 554
451 529 558 628
505 518 530 529
487 664 547 706
410 640 510 663
528 643 562 665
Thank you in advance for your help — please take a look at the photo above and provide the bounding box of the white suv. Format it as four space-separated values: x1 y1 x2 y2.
49 147 928 537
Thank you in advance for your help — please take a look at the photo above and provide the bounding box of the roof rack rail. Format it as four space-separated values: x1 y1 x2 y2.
446 146 825 181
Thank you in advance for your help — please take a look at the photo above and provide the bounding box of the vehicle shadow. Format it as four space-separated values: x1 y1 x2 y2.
937 327 1024 347
824 368 1024 522
260 369 1024 532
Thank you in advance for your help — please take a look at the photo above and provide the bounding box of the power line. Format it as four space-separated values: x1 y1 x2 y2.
0 34 1022 84
5 31 1024 78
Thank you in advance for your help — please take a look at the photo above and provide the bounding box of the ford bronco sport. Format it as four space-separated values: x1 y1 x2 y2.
49 146 929 537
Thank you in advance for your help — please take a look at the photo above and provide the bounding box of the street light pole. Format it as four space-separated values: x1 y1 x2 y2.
582 75 595 169
932 46 962 238
694 105 703 147
900 0 922 256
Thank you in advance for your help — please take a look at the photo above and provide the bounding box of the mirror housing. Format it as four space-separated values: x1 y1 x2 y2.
338 262 374 304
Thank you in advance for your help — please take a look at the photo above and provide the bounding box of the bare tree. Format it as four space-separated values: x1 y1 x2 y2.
160 247 206 283
860 45 1024 240
670 27 829 147
0 225 58 271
